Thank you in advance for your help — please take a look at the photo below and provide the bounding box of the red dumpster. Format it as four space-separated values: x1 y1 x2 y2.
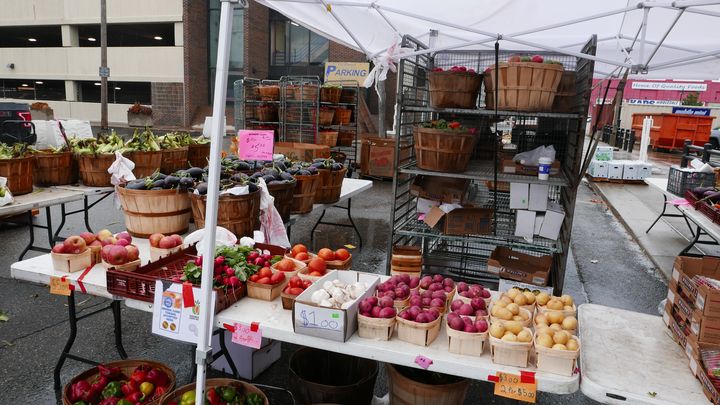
631 113 713 151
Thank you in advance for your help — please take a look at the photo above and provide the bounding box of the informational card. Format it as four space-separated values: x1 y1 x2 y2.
231 322 262 349
493 372 537 403
49 276 72 296
152 280 216 344
238 130 274 160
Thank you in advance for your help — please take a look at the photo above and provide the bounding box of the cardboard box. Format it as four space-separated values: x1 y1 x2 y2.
488 246 552 287
502 159 561 176
498 278 554 295
587 160 609 178
674 255 720 317
360 137 410 178
424 205 493 236
509 183 529 209
529 184 549 211
292 270 380 342
667 280 720 345
594 146 613 161
410 175 469 204
622 161 640 180
275 142 330 162
538 201 565 240
210 333 281 379
638 162 653 179
607 160 624 179
515 210 536 239
416 197 439 215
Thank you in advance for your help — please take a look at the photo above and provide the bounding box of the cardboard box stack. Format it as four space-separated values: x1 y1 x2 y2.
663 255 720 404
511 183 565 241
586 147 652 180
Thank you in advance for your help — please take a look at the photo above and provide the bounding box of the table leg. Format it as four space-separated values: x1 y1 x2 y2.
83 195 94 233
646 195 669 233
646 194 695 237
346 199 363 249
680 226 704 256
54 292 80 389
112 300 128 359
310 209 327 245
44 206 54 248
53 203 68 242
310 199 363 249
18 211 35 260
217 329 239 378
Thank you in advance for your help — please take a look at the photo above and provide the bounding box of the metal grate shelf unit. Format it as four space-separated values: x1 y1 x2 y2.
323 80 360 168
402 105 580 119
399 161 570 187
280 76 321 144
234 78 282 137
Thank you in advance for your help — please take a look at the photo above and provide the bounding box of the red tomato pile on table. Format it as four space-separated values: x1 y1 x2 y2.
249 267 285 285
283 276 312 296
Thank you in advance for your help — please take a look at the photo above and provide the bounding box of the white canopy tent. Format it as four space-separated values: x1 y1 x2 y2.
193 1 720 402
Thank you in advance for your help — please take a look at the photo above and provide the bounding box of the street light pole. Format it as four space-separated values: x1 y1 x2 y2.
100 0 108 131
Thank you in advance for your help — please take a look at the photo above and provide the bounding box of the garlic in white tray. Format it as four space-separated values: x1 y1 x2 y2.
319 299 333 307
311 289 330 304
310 278 370 309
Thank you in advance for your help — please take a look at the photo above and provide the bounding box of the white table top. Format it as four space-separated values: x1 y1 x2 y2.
646 177 720 241
55 184 115 196
0 187 85 218
292 178 373 219
579 303 708 404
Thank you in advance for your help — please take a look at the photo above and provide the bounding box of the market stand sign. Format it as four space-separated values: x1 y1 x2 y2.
324 62 370 86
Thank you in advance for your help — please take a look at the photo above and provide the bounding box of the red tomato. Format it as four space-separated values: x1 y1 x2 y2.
309 271 323 277
258 267 273 278
289 276 303 288
291 244 307 257
275 259 295 272
257 277 271 284
302 279 312 289
249 274 260 282
335 248 350 261
270 271 286 284
308 258 326 274
288 287 304 295
295 252 309 261
317 248 335 261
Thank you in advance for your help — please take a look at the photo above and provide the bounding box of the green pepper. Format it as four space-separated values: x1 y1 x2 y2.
245 392 264 405
102 381 124 399
221 386 237 402
117 400 133 405
180 390 196 405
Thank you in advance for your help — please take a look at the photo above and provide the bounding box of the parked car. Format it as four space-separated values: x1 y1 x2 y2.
0 102 35 145
711 128 720 149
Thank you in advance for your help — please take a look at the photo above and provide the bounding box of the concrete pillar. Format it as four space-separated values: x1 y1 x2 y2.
174 22 184 47
65 81 78 101
61 25 79 47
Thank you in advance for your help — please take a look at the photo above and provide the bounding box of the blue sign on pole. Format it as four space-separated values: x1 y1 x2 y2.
672 107 711 116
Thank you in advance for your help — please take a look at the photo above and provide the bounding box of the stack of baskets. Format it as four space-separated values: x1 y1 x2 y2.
484 61 564 112
428 70 482 109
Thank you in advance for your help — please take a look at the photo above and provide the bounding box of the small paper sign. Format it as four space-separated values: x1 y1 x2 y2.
50 276 72 296
493 372 537 403
238 130 274 160
231 322 262 349
414 355 433 369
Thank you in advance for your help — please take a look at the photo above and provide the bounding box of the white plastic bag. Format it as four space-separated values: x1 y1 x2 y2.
0 177 13 207
184 226 238 252
257 178 290 248
513 145 556 166
108 151 136 185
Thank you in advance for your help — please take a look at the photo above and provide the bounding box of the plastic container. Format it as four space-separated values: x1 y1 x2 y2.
289 347 378 405
538 157 552 180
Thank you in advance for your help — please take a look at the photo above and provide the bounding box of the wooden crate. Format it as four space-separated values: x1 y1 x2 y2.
51 249 92 273
358 314 396 341
446 321 487 357
247 278 288 301
326 254 352 270
396 315 441 346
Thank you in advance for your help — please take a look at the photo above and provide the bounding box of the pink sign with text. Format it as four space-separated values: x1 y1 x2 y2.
238 130 274 160
231 322 262 349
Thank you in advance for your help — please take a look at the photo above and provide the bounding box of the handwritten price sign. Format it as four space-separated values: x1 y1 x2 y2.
231 322 262 349
493 372 537 403
238 130 274 160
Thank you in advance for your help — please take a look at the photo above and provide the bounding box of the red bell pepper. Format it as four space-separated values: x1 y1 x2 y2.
81 386 102 404
93 375 110 391
130 369 147 385
206 388 222 405
124 392 144 403
98 398 120 405
146 368 169 387
98 364 122 380
121 382 138 397
153 386 167 399
71 380 91 402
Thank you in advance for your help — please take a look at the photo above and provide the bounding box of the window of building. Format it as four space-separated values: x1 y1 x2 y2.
0 26 62 47
0 79 65 100
270 11 328 66
77 81 151 104
208 0 245 101
78 23 175 47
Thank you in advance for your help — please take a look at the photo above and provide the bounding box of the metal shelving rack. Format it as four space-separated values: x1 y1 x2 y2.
234 78 281 137
280 76 320 143
388 35 597 293
322 80 359 168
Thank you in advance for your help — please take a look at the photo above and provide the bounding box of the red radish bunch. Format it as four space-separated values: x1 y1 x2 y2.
447 312 489 333
376 275 412 300
456 282 491 299
450 298 488 318
418 274 455 293
283 276 312 296
359 296 397 319
397 305 440 323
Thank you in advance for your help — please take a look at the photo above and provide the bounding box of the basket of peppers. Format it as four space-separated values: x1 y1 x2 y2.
160 378 268 405
63 360 176 405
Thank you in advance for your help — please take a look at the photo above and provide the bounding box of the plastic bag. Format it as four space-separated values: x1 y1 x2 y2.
184 226 238 253
513 145 556 166
257 178 290 248
0 177 13 207
108 151 136 185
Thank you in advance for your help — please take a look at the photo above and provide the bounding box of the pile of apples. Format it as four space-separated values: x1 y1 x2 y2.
397 306 440 324
535 328 579 351
419 275 455 294
449 298 488 318
491 295 531 322
376 275 418 302
99 230 140 265
447 312 488 333
489 321 533 343
409 289 447 312
283 276 312 296
456 282 491 300
317 247 350 262
148 233 183 250
358 296 397 319
504 287 537 306
52 233 94 255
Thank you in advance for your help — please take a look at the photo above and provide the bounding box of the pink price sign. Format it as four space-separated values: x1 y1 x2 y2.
238 130 274 160
231 322 262 349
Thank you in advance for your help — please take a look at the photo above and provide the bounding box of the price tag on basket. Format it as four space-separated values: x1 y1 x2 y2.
491 371 537 403
50 276 72 296
231 322 262 349
238 130 274 161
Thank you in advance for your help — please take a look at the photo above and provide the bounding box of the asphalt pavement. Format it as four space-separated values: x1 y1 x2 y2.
0 172 669 404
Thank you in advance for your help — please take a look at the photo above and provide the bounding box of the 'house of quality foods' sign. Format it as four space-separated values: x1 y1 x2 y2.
631 81 708 91
628 99 681 106
324 62 370 85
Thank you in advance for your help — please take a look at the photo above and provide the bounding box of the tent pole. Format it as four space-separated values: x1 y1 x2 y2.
638 7 650 68
195 1 242 404
649 48 720 69
319 0 370 56
378 79 385 137
644 9 684 66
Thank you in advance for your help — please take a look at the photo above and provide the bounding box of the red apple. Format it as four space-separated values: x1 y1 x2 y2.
149 233 164 248
100 237 117 246
531 54 544 63
89 240 102 248
170 234 183 247
508 55 521 63
101 244 113 261
107 245 128 265
63 236 87 254
158 236 177 249
79 232 96 245
116 238 130 247
125 245 140 261
96 229 113 241
52 244 65 254
116 231 132 244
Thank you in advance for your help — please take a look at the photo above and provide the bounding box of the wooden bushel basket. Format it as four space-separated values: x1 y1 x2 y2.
189 190 261 239
160 378 268 405
391 245 422 275
258 85 280 101
0 155 34 195
187 143 210 168
256 105 279 122
317 130 339 147
160 147 188 174
413 127 476 173
63 359 177 405
128 150 163 178
315 167 347 204
77 153 114 187
116 185 191 237
320 86 342 103
551 71 577 113
386 363 469 405
484 62 564 112
333 108 352 125
34 151 78 186
428 70 482 109
314 108 335 126
291 174 319 214
337 130 355 147
267 179 296 222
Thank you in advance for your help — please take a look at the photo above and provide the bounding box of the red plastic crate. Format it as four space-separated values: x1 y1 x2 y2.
698 202 720 225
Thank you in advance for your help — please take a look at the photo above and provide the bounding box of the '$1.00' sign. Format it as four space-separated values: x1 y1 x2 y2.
493 372 537 403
